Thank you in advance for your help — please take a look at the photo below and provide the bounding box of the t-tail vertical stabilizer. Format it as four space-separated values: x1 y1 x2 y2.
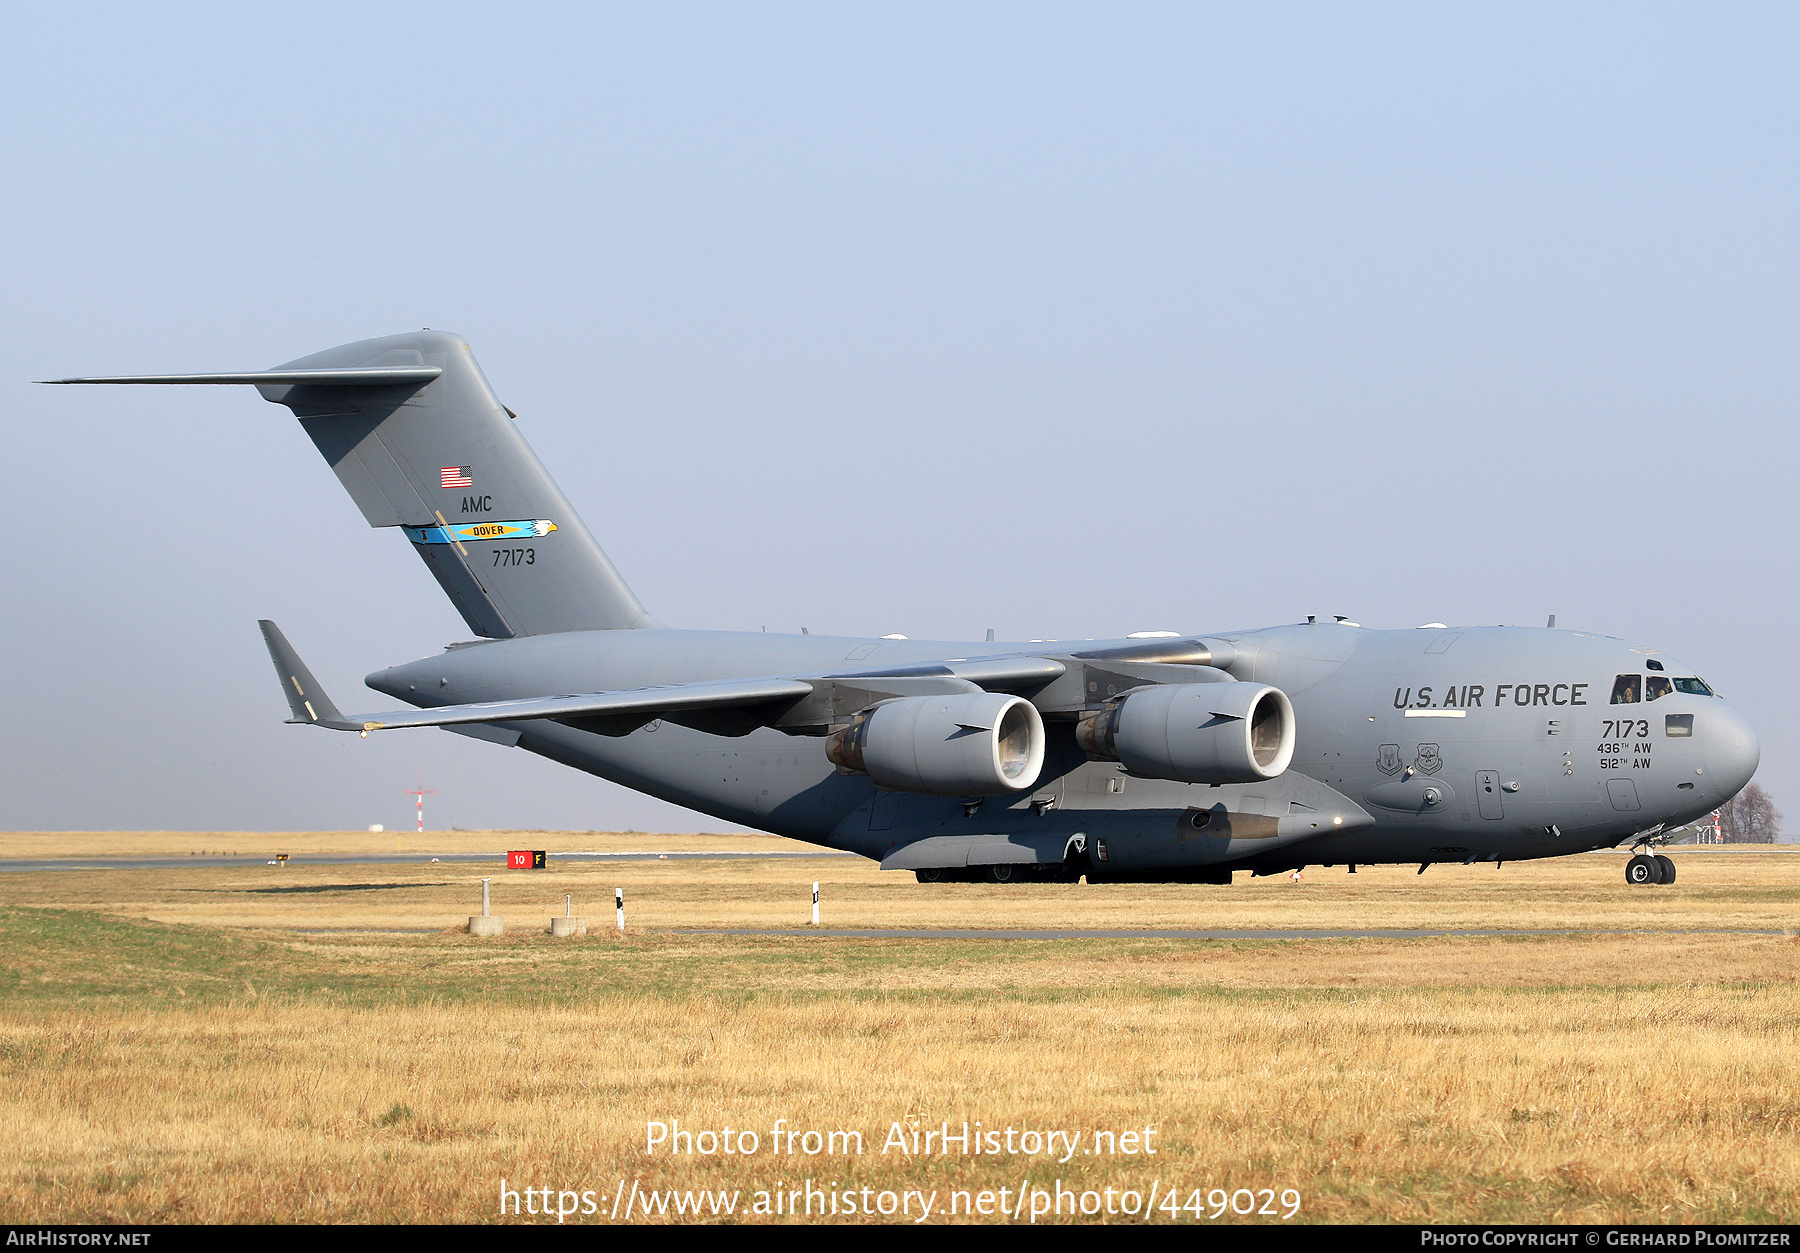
46 331 655 638
263 331 653 637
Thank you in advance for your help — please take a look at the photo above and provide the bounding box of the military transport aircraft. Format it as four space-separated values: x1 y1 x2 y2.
49 331 1760 887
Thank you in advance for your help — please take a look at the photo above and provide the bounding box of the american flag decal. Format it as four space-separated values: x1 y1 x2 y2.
440 466 473 489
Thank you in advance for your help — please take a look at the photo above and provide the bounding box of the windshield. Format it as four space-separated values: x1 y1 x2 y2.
1614 672 1713 703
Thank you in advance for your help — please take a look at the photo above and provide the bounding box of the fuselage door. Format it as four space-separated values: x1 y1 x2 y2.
869 791 902 830
1606 779 1641 812
1475 770 1504 820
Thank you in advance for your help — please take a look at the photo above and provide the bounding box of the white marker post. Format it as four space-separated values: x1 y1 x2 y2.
565 894 572 919
482 878 491 917
812 881 820 927
615 887 625 932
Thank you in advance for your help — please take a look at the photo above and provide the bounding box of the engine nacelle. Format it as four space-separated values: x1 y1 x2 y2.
1075 681 1295 784
826 693 1046 796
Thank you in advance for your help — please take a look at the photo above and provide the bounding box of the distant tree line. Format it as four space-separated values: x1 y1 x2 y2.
1719 783 1783 843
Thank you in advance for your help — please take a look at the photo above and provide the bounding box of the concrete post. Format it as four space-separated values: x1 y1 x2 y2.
468 878 503 935
550 893 585 936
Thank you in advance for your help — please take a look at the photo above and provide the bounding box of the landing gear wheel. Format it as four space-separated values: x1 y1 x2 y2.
915 868 944 884
986 864 1015 884
1654 855 1676 885
1626 855 1659 885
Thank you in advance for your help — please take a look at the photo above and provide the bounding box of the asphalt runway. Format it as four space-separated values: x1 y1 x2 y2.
255 925 1791 939
7 853 1788 942
0 851 858 873
675 926 1791 939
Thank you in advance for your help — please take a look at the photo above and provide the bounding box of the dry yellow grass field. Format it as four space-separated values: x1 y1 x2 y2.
1 839 1797 1225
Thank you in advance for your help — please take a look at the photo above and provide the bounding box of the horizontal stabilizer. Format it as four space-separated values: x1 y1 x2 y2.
39 368 441 386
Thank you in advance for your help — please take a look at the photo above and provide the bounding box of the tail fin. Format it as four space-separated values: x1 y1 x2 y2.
264 331 653 637
47 331 655 636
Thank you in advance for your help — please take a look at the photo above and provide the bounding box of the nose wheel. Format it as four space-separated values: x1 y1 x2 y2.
1626 854 1677 885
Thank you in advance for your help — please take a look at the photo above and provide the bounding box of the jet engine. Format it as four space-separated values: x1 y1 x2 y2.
826 693 1046 796
1075 682 1295 784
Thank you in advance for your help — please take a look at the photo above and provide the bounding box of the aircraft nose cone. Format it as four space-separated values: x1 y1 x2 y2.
1702 701 1761 801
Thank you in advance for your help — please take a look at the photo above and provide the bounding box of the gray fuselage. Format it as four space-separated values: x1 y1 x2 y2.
366 619 1759 875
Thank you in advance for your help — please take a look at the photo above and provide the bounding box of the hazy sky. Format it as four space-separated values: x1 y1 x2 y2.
4 3 1795 835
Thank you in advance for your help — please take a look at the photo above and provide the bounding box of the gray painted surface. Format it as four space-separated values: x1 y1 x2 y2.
63 333 1763 883
269 332 655 637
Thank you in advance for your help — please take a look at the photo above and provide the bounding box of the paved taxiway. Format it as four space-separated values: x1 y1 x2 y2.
675 927 1789 939
219 925 1791 938
10 851 1787 940
0 851 857 873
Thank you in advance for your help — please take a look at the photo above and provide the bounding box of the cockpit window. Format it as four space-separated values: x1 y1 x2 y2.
1610 674 1642 704
1673 677 1714 696
1646 659 1665 671
1665 713 1694 737
1646 676 1672 702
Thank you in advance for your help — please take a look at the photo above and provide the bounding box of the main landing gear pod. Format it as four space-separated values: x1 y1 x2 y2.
1626 854 1676 885
826 693 1046 796
1075 682 1295 784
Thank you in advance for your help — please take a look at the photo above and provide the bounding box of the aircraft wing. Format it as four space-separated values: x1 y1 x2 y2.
343 678 813 733
825 637 1232 685
827 655 1068 688
259 620 1224 740
259 620 809 734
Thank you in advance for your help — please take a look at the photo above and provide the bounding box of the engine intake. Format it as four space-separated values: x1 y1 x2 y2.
1075 681 1294 784
826 693 1046 796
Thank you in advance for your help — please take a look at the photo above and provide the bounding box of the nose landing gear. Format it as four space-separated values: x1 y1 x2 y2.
1625 853 1677 885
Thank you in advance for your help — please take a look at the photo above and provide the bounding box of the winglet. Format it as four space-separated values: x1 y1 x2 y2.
258 620 351 729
